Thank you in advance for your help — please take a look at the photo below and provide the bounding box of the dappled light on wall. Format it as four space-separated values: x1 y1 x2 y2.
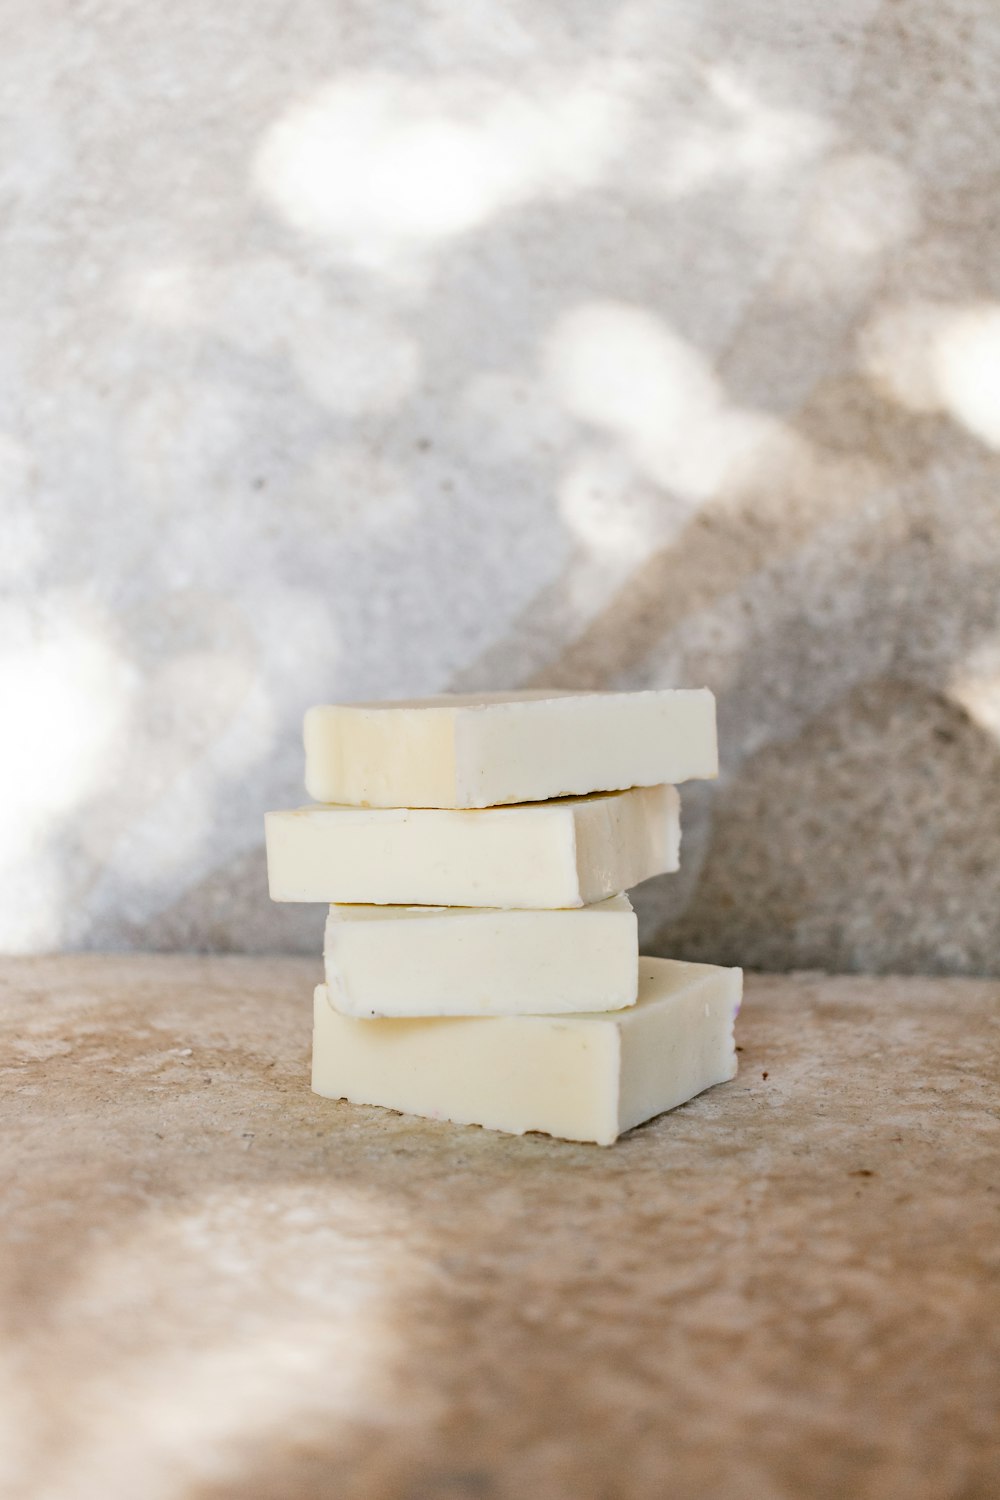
861 300 1000 450
544 300 791 501
656 66 831 197
0 603 134 951
123 257 420 419
948 639 1000 744
5 0 1000 972
253 69 628 267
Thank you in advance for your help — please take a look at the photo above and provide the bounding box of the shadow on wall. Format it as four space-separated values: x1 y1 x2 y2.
451 353 1000 972
663 679 1000 975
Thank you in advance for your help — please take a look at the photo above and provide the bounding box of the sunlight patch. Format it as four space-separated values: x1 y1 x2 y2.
253 71 627 267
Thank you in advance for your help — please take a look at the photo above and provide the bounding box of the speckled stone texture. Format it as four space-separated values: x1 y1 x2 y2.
2 956 998 1500
3 2 1000 971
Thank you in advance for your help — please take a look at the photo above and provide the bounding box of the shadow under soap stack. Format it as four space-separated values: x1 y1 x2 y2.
265 690 742 1145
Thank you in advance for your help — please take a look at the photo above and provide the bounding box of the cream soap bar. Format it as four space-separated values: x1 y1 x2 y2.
312 958 741 1145
304 689 717 809
266 784 679 908
324 894 638 1018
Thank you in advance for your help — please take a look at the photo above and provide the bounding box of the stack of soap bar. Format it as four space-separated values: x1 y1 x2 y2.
265 689 741 1145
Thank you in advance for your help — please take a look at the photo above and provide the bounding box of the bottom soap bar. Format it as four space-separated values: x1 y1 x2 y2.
311 958 742 1145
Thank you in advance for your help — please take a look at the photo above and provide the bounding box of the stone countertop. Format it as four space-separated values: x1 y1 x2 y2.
1 957 998 1500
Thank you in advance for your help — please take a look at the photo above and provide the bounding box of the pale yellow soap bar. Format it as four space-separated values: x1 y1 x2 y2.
304 689 717 809
311 958 742 1145
324 895 638 1018
266 784 679 908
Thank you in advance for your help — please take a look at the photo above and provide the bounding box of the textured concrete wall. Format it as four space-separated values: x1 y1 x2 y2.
3 1 1000 972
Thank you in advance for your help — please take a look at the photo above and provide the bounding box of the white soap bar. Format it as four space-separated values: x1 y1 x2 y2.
311 957 741 1145
304 689 717 808
266 784 679 908
324 894 638 1018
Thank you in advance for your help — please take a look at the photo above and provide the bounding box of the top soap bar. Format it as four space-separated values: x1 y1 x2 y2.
304 689 717 808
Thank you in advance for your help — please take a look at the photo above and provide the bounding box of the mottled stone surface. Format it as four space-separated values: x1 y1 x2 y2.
2 955 999 1500
3 2 1000 970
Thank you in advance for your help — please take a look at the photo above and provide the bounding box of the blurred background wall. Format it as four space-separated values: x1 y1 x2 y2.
3 0 999 972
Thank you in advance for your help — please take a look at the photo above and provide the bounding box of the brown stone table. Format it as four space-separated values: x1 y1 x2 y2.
2 956 998 1500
